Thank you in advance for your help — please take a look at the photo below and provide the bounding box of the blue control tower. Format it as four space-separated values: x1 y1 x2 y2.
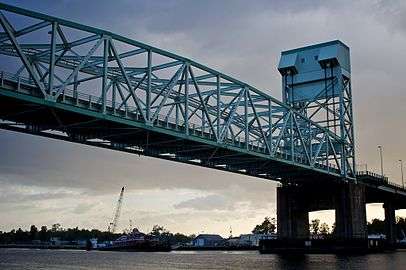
278 40 355 177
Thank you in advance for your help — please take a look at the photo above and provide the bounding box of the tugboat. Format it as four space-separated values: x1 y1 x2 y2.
98 228 171 252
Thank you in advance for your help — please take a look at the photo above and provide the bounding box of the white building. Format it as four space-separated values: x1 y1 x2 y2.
239 234 276 247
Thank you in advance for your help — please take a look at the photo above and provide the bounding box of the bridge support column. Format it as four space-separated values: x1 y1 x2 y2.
335 182 367 240
277 185 309 239
383 202 397 246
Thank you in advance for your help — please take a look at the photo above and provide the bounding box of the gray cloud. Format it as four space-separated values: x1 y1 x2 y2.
173 184 275 212
174 194 234 211
0 191 73 204
73 202 96 215
0 182 80 204
374 0 406 34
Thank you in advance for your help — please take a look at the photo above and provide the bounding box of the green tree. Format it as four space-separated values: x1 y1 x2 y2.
39 226 49 242
51 223 62 232
150 225 167 237
252 217 276 234
29 225 38 241
396 216 406 239
319 222 330 236
310 219 320 235
15 228 29 242
367 218 385 235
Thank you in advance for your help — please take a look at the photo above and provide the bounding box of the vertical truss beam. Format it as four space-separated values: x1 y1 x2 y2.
146 49 152 123
184 64 189 135
101 38 109 113
48 22 57 96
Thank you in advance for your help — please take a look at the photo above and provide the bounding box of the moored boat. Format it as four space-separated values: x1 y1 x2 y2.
98 228 171 252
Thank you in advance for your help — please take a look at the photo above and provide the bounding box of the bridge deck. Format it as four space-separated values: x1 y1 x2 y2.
357 171 406 205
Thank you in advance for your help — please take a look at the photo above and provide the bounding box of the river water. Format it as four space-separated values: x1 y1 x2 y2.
1 249 406 269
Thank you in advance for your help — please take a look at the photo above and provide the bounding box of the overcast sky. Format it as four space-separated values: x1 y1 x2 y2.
1 0 406 236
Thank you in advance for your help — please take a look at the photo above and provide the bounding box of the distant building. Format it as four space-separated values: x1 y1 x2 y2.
225 237 240 247
368 233 385 240
50 237 72 246
50 237 61 246
89 238 98 249
239 234 276 247
192 234 224 247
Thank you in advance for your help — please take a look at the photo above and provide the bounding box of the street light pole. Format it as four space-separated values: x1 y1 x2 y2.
399 159 404 188
378 145 384 177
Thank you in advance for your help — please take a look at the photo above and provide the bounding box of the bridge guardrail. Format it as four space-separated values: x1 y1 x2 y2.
357 171 406 191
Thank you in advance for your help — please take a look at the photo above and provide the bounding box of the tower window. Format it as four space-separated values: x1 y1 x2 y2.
301 58 305 63
314 55 318 60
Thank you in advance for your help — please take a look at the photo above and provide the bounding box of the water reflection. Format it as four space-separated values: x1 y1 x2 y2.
0 249 406 270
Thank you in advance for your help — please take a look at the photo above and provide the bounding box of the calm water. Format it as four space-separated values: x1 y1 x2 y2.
1 249 406 270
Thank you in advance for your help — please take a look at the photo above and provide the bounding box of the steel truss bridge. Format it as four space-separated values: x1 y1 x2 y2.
0 3 384 185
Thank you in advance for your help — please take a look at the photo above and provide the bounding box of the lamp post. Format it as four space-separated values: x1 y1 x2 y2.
378 145 384 177
399 159 404 188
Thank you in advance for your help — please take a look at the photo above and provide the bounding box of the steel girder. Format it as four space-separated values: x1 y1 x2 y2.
0 3 354 181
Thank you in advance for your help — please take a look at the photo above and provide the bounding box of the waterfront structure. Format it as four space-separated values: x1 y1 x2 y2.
99 228 170 251
0 3 406 247
239 234 276 247
192 234 224 247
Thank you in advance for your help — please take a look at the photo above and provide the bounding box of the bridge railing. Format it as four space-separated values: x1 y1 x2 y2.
356 171 388 181
357 171 406 191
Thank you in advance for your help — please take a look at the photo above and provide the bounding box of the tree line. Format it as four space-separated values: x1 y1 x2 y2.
0 224 118 244
3 217 406 245
368 217 406 237
0 223 195 245
251 216 406 238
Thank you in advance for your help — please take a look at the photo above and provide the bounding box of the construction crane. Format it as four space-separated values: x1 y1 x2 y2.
108 186 125 233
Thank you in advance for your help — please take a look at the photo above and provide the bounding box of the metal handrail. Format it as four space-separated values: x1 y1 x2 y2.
357 170 406 191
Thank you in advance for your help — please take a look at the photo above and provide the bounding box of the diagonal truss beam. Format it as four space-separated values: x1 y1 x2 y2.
0 11 47 96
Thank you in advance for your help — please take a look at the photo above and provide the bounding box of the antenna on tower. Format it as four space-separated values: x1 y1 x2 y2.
229 226 233 238
108 186 125 233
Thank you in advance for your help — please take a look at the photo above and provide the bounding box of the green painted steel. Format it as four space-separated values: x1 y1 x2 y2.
0 3 356 182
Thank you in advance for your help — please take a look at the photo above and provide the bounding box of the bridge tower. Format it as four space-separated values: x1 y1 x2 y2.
276 41 366 242
278 40 355 178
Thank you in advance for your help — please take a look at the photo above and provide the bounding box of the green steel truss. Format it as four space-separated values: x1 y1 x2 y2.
0 3 355 182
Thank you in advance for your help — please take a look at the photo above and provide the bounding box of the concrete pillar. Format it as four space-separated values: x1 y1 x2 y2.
277 185 309 239
383 202 397 246
335 182 367 239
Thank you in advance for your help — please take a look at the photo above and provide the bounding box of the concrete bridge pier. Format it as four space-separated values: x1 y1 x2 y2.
383 202 397 246
277 185 309 239
335 183 367 239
